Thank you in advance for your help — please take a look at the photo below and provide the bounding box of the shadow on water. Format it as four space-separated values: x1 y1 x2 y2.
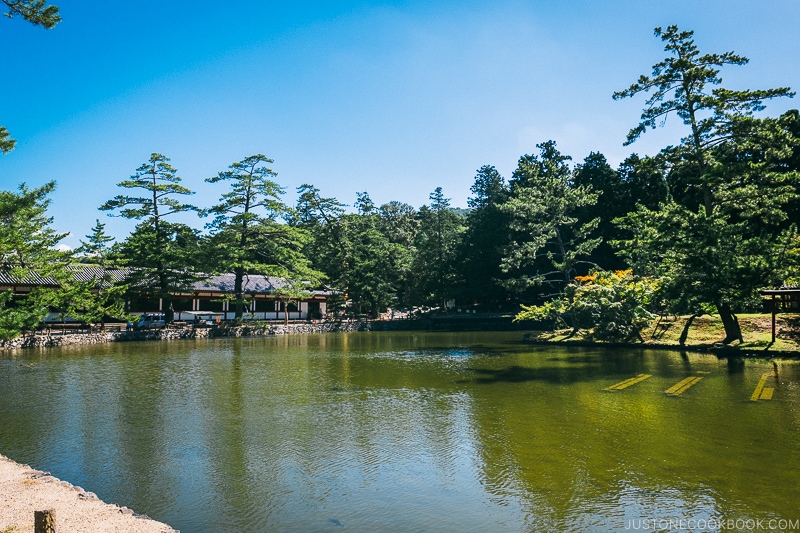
462 362 618 385
460 348 655 385
727 356 745 374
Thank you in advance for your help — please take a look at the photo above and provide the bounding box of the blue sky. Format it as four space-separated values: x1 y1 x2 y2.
2 0 798 248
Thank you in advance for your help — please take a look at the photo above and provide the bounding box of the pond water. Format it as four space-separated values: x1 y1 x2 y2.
1 332 799 532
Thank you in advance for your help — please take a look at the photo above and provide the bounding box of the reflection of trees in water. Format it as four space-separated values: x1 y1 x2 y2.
465 355 800 529
4 337 800 531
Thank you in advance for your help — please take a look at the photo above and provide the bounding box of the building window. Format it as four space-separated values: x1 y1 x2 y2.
254 300 276 312
173 297 193 311
129 298 160 312
198 299 225 312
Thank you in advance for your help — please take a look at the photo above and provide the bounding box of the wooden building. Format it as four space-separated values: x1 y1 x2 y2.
1 267 332 323
141 273 331 321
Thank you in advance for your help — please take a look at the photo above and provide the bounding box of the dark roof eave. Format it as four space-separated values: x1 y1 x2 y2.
760 289 800 295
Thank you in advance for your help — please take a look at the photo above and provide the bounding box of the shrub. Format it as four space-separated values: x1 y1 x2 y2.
516 270 661 342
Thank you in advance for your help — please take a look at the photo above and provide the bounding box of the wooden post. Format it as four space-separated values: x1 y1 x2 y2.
772 294 777 343
35 509 57 533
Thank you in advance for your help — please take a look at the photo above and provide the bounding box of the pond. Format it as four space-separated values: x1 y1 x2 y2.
1 332 799 532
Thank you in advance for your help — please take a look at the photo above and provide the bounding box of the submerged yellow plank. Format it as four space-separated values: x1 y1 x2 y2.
750 372 770 402
665 376 695 395
665 376 703 395
604 374 652 391
760 387 774 400
675 376 703 395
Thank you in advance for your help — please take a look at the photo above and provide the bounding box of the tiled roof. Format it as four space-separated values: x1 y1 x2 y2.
68 266 131 284
0 270 58 286
0 266 131 288
1 266 332 296
191 273 331 296
192 273 279 293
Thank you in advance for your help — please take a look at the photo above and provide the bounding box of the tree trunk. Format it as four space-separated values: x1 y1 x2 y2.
164 298 174 324
678 313 701 346
234 267 244 321
717 302 743 344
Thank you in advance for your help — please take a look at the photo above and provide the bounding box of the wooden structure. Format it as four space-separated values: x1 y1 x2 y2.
1 267 333 323
153 274 331 321
34 509 56 533
759 288 800 342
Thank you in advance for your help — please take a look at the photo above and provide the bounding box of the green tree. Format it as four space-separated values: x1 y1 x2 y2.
3 0 60 27
272 279 316 325
73 220 129 328
292 183 346 229
412 187 465 309
0 182 69 338
37 272 100 327
616 154 669 212
340 209 402 317
2 0 61 153
294 187 404 318
204 154 320 321
571 152 628 271
342 193 401 317
114 220 203 314
516 270 660 342
76 219 115 265
100 153 198 322
457 165 511 309
613 25 798 343
291 185 348 314
501 141 600 302
377 200 419 308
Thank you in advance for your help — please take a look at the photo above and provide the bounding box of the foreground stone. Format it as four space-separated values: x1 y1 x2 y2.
0 454 177 533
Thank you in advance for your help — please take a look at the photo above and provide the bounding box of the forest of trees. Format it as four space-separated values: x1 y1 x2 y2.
2 17 799 343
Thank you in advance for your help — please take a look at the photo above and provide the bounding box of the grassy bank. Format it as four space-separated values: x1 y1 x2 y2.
531 313 800 354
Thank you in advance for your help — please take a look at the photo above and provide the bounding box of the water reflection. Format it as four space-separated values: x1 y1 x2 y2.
1 333 799 532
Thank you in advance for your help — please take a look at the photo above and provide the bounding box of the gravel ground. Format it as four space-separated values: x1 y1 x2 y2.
0 454 176 533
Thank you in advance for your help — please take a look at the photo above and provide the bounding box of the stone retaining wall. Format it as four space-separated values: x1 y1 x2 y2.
1 318 534 351
210 320 369 337
0 321 373 350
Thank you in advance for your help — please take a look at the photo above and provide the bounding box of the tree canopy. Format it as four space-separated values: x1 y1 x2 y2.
101 153 199 321
205 154 321 321
0 182 70 338
2 24 798 344
501 141 600 296
614 25 798 343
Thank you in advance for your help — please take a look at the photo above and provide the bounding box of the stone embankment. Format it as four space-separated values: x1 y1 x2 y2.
1 316 541 351
211 320 369 337
0 321 372 350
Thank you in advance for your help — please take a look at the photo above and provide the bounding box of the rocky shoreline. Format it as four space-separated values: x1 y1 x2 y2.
0 320 373 350
0 454 176 533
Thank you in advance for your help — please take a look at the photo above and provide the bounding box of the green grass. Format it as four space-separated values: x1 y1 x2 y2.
532 313 800 353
